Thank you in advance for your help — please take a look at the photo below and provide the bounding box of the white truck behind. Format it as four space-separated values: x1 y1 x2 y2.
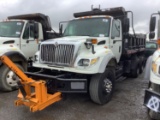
144 12 160 120
0 13 58 91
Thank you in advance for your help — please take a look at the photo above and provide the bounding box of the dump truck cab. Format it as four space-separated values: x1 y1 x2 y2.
34 15 122 74
0 13 58 91
0 19 42 58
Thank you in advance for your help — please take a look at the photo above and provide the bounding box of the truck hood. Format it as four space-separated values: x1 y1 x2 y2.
42 36 90 44
42 36 109 45
39 36 110 67
41 36 109 52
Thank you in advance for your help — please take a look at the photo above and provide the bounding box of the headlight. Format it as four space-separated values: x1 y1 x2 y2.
78 59 90 66
78 57 99 67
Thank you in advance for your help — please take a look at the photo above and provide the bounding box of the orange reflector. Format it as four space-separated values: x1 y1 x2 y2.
157 39 160 45
152 62 157 73
91 39 97 44
106 16 110 18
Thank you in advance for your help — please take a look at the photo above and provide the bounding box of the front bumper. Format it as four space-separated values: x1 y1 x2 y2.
25 71 88 93
144 89 160 113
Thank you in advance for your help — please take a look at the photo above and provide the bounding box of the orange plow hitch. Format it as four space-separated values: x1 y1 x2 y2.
0 55 62 112
15 81 62 112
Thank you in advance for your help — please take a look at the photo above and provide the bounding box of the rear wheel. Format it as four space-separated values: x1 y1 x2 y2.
0 64 24 91
139 56 145 74
131 64 139 78
89 67 115 104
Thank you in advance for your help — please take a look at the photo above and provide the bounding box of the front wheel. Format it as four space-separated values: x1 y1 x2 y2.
0 64 24 91
89 67 115 105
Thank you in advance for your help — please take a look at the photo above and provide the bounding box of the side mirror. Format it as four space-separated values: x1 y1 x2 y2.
59 24 63 35
150 17 156 32
123 18 130 33
34 22 39 39
149 32 155 39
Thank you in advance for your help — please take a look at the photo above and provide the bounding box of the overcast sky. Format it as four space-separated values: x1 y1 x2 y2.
0 0 160 34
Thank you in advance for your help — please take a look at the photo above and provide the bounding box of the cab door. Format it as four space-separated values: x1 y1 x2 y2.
110 19 122 62
20 23 39 59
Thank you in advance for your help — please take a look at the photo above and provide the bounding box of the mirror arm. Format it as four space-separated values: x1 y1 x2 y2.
126 11 136 38
91 45 96 54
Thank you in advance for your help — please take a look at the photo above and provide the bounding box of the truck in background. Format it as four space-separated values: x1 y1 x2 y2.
145 41 158 59
144 12 160 120
27 7 146 105
0 13 59 91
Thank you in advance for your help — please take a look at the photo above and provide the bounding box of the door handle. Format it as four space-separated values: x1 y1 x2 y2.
113 40 121 44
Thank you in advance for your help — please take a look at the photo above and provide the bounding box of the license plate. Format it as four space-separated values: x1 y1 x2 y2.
144 90 160 113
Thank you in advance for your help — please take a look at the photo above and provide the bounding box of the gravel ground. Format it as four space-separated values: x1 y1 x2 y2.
0 73 150 120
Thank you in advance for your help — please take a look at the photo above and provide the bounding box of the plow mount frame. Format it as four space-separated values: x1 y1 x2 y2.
0 55 62 112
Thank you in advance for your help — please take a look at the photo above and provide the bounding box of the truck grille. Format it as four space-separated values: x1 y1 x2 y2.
40 44 75 66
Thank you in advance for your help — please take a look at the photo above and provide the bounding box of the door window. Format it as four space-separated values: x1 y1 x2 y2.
111 20 120 38
23 23 34 40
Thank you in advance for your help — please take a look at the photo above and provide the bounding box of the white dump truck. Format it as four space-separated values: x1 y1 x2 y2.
144 12 160 120
0 13 58 91
27 7 146 105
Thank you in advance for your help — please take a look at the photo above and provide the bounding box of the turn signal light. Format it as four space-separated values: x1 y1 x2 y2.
91 39 97 44
157 39 160 45
152 62 157 73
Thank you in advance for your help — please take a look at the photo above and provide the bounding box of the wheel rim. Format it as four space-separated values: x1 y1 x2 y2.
6 70 19 87
103 78 112 94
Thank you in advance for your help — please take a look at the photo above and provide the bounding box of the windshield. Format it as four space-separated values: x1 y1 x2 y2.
63 18 110 37
0 21 24 37
146 42 157 49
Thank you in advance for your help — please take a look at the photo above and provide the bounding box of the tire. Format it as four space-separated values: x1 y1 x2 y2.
148 83 160 120
131 64 139 78
139 63 143 74
139 56 144 74
89 67 115 105
0 64 24 91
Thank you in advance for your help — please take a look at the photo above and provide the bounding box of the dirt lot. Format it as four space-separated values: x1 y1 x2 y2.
0 74 150 120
